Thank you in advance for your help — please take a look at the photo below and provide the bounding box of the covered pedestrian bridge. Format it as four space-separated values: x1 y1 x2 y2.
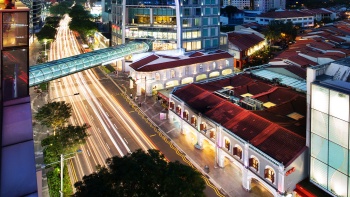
29 42 149 87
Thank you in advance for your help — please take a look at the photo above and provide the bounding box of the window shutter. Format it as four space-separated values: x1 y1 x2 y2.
200 123 204 130
191 117 195 124
271 174 274 183
233 147 237 155
249 158 253 166
183 111 186 118
264 169 268 178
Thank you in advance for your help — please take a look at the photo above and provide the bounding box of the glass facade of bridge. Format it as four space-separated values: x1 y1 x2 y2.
29 42 149 87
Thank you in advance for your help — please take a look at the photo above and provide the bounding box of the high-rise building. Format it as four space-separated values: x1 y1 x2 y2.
111 0 221 51
307 58 350 197
20 0 42 34
0 2 38 197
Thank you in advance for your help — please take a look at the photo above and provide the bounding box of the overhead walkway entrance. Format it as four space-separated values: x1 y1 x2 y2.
29 42 149 87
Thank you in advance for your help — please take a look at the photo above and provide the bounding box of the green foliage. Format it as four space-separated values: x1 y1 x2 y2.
35 101 72 133
220 5 238 18
36 25 57 41
49 2 72 16
220 25 235 32
45 16 61 28
263 20 298 45
73 149 206 197
100 65 115 74
68 5 97 39
47 165 72 197
244 47 273 68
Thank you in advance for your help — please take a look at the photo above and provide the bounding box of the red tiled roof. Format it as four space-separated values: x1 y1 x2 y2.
189 52 204 57
172 78 306 165
283 65 307 78
258 11 313 18
227 32 264 51
130 52 233 72
286 55 317 68
130 54 159 70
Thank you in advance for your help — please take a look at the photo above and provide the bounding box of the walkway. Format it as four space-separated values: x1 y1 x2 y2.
29 42 149 87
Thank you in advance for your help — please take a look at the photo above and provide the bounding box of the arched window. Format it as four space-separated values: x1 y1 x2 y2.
155 72 160 80
169 102 175 110
176 105 182 115
225 60 229 67
224 138 230 151
182 111 189 121
171 70 176 78
200 122 207 131
213 62 216 69
191 116 197 126
264 167 275 183
249 156 259 172
210 130 215 139
233 145 242 159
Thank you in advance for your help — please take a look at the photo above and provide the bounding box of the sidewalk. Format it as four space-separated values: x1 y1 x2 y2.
109 72 271 197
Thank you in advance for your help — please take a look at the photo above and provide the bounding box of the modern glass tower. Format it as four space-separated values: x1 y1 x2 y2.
111 0 221 51
307 59 350 197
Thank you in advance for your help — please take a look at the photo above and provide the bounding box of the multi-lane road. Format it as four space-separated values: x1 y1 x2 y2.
46 15 222 196
49 15 156 181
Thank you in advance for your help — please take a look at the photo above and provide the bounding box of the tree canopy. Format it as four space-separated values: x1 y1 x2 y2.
263 21 297 45
49 2 73 16
35 25 57 41
73 149 206 197
35 101 72 135
68 5 97 39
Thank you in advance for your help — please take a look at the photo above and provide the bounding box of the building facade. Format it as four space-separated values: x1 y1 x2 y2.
244 10 314 28
168 73 308 197
224 0 286 12
128 50 234 96
307 58 350 197
111 0 221 51
0 2 38 196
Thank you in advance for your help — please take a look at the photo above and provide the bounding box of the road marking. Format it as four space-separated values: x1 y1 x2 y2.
106 143 110 150
87 149 91 157
113 124 118 128
150 134 156 137
90 115 94 120
124 138 128 144
167 128 176 133
97 128 101 133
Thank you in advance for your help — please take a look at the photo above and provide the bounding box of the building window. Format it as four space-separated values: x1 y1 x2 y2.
249 157 259 171
169 102 175 110
225 60 229 67
200 122 207 131
199 64 203 72
176 106 182 115
210 130 215 139
155 72 160 80
264 167 275 183
233 146 242 159
171 70 176 78
195 8 201 16
213 62 216 69
191 116 197 126
185 67 189 75
224 138 230 151
183 111 189 121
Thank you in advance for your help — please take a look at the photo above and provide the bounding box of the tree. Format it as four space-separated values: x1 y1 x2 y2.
49 2 72 16
35 101 72 135
73 149 206 197
263 21 283 46
68 5 97 40
35 25 57 41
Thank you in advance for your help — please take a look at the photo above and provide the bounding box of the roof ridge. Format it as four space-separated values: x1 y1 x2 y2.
251 86 278 99
250 123 277 145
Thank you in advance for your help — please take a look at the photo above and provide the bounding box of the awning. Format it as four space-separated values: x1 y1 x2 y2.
158 92 169 102
294 185 316 197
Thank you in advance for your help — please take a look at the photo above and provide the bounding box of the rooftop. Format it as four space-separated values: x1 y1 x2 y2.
258 11 313 19
172 74 306 165
227 32 265 51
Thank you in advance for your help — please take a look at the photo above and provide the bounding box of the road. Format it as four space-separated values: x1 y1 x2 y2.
48 15 223 196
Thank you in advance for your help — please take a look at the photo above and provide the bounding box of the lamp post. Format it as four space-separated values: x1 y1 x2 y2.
42 149 82 197
44 39 47 62
49 93 80 102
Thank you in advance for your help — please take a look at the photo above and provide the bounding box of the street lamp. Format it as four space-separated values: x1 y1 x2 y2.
49 93 80 102
42 149 82 197
44 39 47 62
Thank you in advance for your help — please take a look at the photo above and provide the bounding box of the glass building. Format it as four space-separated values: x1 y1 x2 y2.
111 0 221 51
307 59 350 197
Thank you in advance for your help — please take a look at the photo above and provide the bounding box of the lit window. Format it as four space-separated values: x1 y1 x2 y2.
155 72 160 80
264 167 275 183
213 62 216 69
249 157 259 171
233 146 242 159
171 70 176 78
224 138 230 151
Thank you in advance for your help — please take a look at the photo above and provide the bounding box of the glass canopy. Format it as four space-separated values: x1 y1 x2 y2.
29 42 149 87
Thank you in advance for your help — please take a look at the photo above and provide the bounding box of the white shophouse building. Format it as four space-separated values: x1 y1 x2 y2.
168 73 309 197
128 50 234 96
